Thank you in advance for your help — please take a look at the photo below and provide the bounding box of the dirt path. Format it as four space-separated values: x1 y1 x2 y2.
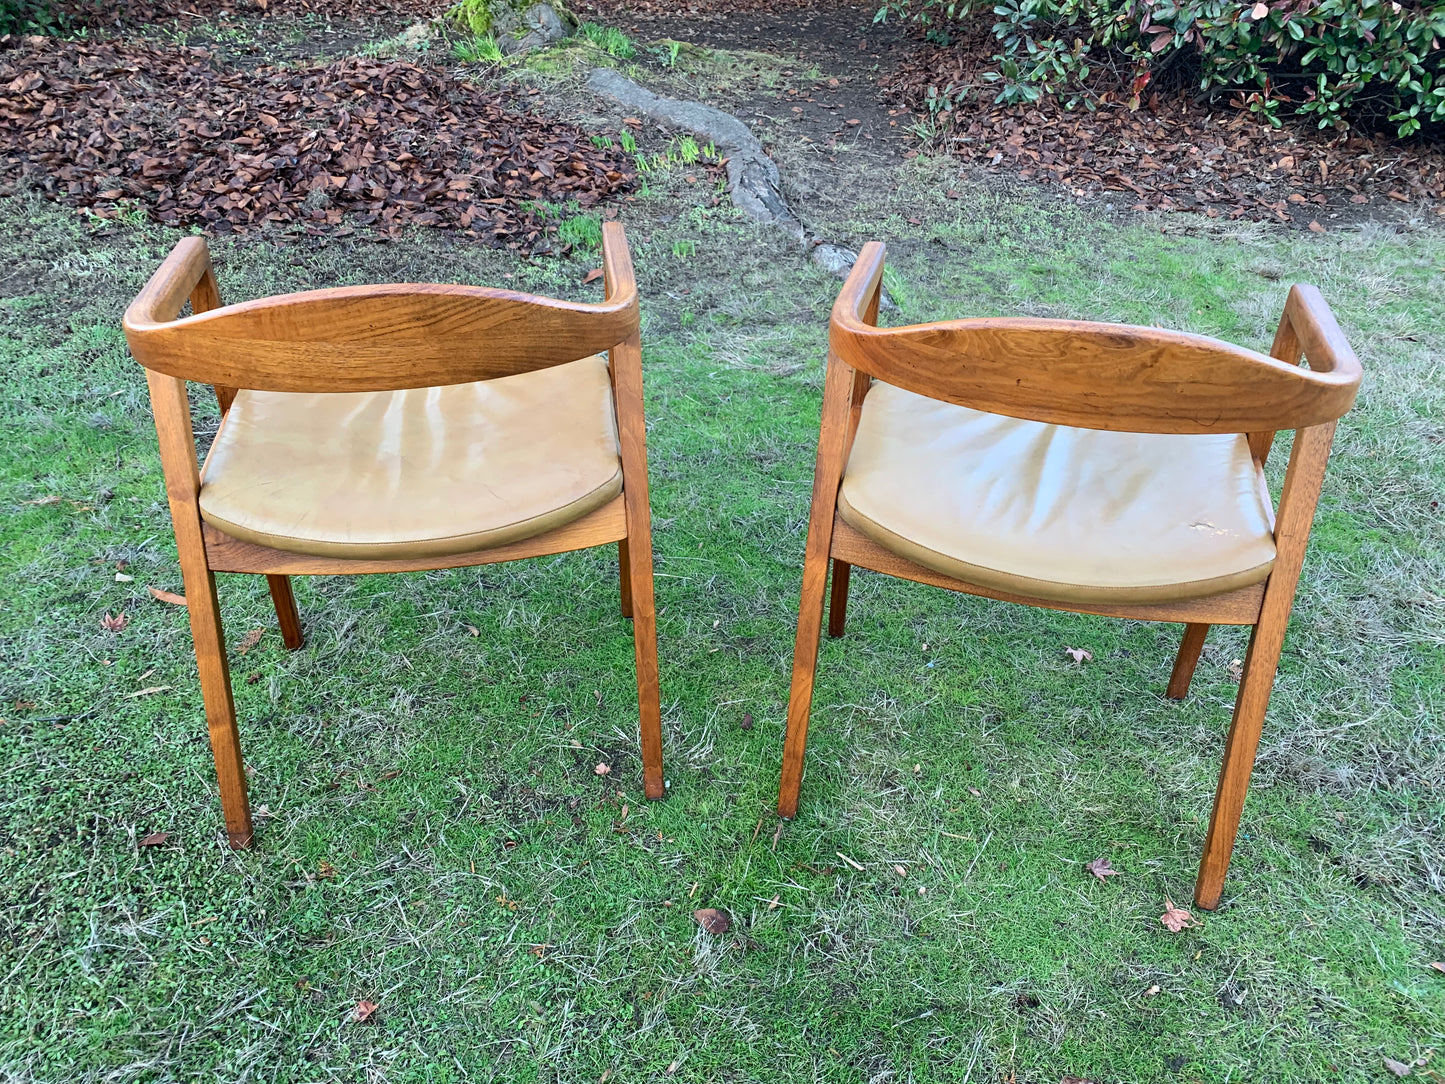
610 2 914 158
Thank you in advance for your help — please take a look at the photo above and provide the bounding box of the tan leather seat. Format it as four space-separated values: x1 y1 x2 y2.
198 355 622 559
837 381 1277 604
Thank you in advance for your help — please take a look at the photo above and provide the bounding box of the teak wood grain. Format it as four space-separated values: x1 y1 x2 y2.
779 240 1363 911
830 243 1361 436
124 237 640 393
129 222 664 847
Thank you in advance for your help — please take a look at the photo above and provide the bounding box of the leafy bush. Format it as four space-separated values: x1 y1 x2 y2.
0 0 58 34
879 0 1445 136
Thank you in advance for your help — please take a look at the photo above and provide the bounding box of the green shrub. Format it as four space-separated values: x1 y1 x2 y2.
1 0 58 34
880 0 1445 136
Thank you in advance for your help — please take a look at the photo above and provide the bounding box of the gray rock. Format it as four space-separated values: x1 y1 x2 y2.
809 243 857 277
496 3 571 56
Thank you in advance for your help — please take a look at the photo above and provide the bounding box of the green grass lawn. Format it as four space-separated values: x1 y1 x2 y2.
1 128 1443 1082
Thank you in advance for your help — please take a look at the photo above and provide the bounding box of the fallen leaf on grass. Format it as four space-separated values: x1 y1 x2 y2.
1064 646 1093 663
967 786 982 797
1144 984 1160 996
147 586 186 606
100 612 128 632
351 999 379 1023
464 624 480 637
1159 899 1201 932
1308 220 1325 233
1431 962 1445 974
138 831 171 846
317 860 337 880
1085 857 1119 881
124 686 171 698
594 762 611 776
235 628 264 655
582 267 604 284
1383 1057 1412 1077
694 908 731 935
740 712 754 730
115 572 133 582
22 495 62 505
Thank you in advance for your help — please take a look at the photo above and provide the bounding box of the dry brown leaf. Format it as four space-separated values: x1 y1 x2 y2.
1383 1057 1412 1077
1085 856 1119 881
582 267 604 284
351 999 379 1023
235 628 264 655
1308 220 1325 233
317 860 337 880
594 762 611 776
1430 962 1445 974
100 611 128 632
1064 646 1093 663
1159 898 1201 932
138 831 171 846
693 908 731 935
147 586 187 606
464 624 480 637
740 712 754 730
1144 984 1160 996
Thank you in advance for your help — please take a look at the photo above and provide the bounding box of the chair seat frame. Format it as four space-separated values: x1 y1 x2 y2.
777 242 1362 911
125 223 664 848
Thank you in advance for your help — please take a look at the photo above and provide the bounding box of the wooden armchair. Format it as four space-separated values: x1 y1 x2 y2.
777 242 1362 910
123 222 663 848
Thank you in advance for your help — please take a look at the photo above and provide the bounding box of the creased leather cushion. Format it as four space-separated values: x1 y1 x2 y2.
198 355 622 560
837 381 1277 604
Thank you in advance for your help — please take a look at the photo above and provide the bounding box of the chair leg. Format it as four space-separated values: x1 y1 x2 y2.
266 575 304 650
624 532 665 800
185 567 253 848
1166 623 1209 700
618 539 634 619
1194 616 1286 910
778 540 833 819
827 559 851 638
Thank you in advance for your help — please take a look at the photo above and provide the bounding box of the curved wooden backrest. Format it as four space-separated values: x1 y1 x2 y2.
124 225 639 393
831 242 1362 435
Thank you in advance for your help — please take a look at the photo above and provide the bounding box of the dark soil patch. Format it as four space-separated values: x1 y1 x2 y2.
50 0 441 30
882 31 1445 227
584 0 1443 228
608 2 915 157
0 40 635 247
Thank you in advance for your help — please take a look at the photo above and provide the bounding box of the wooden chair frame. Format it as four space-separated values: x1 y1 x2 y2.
124 222 664 848
777 242 1362 910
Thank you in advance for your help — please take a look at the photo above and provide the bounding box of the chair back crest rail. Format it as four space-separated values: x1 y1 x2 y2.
123 233 640 393
830 242 1362 436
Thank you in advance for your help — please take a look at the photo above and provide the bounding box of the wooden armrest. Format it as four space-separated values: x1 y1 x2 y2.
123 237 218 332
1282 284 1363 384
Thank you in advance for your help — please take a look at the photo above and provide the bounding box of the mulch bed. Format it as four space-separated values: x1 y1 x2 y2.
883 34 1445 224
0 39 635 246
50 0 444 28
